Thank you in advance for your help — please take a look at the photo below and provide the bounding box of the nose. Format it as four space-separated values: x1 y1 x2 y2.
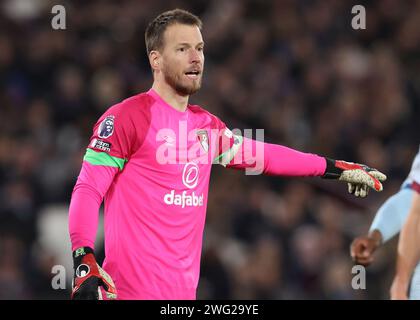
189 49 202 64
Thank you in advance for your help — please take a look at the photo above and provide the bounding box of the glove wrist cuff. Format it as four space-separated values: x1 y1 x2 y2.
73 247 95 266
322 158 342 179
73 246 94 257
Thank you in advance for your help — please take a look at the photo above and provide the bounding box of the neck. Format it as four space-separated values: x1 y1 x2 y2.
152 81 189 112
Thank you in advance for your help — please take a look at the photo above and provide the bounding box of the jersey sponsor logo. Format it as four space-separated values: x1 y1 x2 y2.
164 190 204 208
197 129 209 153
182 162 199 189
163 162 204 208
98 115 115 138
90 139 111 152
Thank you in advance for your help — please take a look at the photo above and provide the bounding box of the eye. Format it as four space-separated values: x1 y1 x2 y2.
178 47 186 52
197 47 204 52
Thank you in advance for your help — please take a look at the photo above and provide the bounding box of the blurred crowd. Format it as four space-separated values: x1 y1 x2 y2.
0 0 418 299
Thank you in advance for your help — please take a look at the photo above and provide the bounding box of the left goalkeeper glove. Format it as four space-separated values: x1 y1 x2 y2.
71 247 117 300
322 158 387 197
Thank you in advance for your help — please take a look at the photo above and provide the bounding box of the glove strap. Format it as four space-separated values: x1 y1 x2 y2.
73 246 94 265
321 158 342 179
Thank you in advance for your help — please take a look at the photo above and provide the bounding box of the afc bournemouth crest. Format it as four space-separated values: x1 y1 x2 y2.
197 129 209 153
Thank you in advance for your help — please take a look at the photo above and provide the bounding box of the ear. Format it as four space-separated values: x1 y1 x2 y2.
149 50 161 72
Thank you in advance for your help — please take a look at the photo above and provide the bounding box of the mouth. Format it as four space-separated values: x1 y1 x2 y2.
184 70 201 80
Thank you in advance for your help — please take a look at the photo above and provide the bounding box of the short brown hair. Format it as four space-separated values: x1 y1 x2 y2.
145 9 202 55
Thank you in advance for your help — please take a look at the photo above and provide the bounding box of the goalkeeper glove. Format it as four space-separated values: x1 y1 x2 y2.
322 158 386 197
71 247 117 300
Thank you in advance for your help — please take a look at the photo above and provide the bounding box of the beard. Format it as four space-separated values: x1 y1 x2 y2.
162 64 202 96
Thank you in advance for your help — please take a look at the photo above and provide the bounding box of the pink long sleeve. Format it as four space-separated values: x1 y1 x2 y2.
68 161 118 251
261 140 327 176
227 137 327 176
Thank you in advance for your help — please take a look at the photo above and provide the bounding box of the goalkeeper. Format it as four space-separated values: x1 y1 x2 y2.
350 145 419 299
69 9 386 300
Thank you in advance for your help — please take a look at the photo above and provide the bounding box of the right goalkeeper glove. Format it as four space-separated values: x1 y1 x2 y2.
71 246 117 300
322 158 387 197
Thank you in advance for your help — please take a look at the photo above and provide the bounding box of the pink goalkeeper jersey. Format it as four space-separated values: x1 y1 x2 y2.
69 88 327 300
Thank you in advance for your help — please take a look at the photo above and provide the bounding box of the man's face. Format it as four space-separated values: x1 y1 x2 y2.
157 23 204 96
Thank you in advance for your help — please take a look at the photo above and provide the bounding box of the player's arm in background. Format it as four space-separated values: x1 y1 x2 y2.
350 187 414 266
68 101 145 299
390 181 420 300
213 123 386 197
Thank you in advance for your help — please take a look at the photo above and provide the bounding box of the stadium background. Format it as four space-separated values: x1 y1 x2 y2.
0 0 418 299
